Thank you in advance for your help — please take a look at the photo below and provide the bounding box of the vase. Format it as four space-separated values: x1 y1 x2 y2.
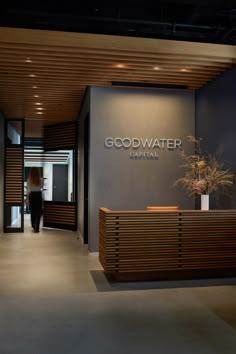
201 194 209 210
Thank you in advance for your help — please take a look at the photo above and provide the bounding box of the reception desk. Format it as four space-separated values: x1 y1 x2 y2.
99 208 236 280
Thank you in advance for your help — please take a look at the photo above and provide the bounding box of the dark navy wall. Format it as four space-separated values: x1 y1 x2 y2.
196 65 236 208
78 88 90 243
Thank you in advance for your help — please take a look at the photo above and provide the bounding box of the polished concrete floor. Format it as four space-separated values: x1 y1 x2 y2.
0 219 236 353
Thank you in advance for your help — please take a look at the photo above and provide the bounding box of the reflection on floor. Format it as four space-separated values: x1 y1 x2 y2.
0 221 236 354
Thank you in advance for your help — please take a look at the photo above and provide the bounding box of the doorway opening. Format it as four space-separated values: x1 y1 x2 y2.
24 139 75 231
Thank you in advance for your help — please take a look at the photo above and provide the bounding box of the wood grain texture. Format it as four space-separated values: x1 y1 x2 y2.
44 121 77 151
43 201 77 231
5 147 23 203
0 27 235 136
99 208 236 280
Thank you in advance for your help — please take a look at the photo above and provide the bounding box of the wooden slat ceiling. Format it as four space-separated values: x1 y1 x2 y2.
24 147 70 163
0 26 236 136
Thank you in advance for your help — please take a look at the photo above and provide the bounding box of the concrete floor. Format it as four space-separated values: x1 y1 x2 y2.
0 221 236 353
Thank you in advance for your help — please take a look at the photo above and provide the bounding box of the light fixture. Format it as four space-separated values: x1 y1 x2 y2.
29 74 36 77
36 107 44 110
32 85 38 89
153 66 161 71
112 81 188 90
34 95 39 98
36 112 43 114
35 102 42 105
180 68 191 73
25 58 32 63
113 64 128 69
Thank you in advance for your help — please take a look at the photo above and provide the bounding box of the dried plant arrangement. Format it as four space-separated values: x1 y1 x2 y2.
174 136 234 196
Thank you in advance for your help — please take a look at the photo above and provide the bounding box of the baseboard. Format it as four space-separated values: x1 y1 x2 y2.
89 252 99 256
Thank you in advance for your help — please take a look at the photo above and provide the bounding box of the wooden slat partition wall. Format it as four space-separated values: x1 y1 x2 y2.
1 27 236 135
44 121 77 151
99 208 236 280
43 121 77 231
43 201 77 231
5 147 23 203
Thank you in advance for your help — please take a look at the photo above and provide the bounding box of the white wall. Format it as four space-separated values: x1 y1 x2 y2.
43 163 53 201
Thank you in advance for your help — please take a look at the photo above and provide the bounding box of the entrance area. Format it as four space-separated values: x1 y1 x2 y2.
24 142 76 231
4 120 78 233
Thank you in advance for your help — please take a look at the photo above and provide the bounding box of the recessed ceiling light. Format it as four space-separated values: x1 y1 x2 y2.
29 74 36 77
32 85 38 89
36 112 43 114
36 107 44 110
153 66 161 70
34 95 39 98
25 58 32 63
35 102 42 105
180 68 191 73
113 64 128 69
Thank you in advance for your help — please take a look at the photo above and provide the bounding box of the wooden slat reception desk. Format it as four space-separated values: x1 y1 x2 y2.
99 208 236 280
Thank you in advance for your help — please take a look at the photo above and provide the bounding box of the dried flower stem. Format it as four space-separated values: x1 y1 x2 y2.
174 136 234 196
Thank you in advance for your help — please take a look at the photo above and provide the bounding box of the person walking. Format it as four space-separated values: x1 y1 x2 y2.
26 167 43 233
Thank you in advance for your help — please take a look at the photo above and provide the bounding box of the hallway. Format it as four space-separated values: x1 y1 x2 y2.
0 225 102 296
0 227 236 354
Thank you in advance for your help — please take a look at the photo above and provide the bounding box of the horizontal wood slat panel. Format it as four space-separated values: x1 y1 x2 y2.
99 208 236 280
44 121 77 151
0 27 236 134
5 147 23 203
43 201 77 231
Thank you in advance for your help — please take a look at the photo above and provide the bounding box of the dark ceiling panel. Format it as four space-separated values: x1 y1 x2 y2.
1 1 236 44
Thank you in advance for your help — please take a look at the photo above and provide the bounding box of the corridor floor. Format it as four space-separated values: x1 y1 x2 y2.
0 224 236 354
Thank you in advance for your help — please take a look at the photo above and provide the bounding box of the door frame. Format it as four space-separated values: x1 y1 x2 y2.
4 119 24 232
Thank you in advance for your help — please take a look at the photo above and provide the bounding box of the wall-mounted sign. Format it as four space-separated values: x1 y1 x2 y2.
104 137 182 160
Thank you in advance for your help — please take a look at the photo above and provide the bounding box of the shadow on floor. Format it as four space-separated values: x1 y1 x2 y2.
90 270 236 292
